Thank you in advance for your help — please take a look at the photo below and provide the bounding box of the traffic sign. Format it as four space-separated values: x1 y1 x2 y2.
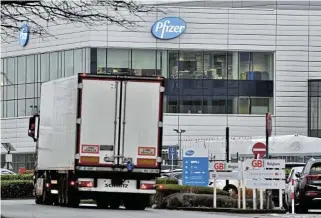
212 171 241 180
168 146 178 160
264 159 285 169
182 148 209 187
244 159 264 170
252 142 266 158
266 112 272 137
214 161 240 171
244 169 285 179
243 159 285 169
246 180 285 189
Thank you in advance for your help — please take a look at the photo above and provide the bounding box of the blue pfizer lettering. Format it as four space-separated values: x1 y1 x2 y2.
151 17 186 40
185 150 194 156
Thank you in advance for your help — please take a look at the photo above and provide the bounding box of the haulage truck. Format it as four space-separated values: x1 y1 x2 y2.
28 73 165 210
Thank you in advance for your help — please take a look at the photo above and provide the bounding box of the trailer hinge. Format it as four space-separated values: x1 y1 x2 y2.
159 86 165 93
158 121 163 128
76 118 82 124
75 153 80 159
78 83 83 89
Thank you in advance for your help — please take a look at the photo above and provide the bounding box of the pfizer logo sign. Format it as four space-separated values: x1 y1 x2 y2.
185 150 194 156
151 17 186 40
19 24 30 47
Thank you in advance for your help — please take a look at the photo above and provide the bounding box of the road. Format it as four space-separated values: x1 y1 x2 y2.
1 200 320 218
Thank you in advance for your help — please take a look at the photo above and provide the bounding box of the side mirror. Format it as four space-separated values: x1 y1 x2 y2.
295 172 301 178
28 114 40 142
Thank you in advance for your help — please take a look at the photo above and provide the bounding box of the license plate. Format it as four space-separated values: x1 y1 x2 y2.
97 179 136 189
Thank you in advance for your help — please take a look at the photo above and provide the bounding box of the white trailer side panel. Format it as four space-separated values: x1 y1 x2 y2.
37 75 78 170
120 80 162 167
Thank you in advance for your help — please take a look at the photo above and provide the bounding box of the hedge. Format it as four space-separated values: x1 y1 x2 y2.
0 174 33 181
156 178 178 185
1 180 34 199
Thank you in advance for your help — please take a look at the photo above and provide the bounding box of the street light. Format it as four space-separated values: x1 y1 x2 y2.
173 128 186 160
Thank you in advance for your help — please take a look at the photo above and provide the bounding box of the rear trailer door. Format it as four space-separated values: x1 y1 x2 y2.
77 75 164 171
119 79 164 169
78 78 120 166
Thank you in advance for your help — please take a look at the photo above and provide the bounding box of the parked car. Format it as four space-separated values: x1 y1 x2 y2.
284 166 304 211
0 168 16 175
295 158 321 213
272 162 306 208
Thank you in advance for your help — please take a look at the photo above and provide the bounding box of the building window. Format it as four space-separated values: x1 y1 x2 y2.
107 49 131 74
308 80 321 138
65 50 74 77
239 52 273 81
41 53 50 82
132 49 161 76
49 52 59 80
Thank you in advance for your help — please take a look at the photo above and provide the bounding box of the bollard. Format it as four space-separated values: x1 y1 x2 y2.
291 178 295 214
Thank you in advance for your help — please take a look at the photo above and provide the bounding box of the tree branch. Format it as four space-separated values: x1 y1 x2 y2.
1 0 162 42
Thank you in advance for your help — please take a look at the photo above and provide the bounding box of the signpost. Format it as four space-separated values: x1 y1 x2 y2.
265 112 272 209
252 142 266 158
182 148 209 187
168 146 178 171
212 161 241 209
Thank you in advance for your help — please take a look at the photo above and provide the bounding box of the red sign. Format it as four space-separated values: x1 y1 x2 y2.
214 162 224 170
252 142 266 158
251 159 263 168
266 112 272 137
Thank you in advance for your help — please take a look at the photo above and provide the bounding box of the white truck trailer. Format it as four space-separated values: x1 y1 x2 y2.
27 73 165 210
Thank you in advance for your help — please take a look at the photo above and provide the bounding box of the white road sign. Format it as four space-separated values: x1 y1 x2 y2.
244 169 285 179
212 171 241 180
213 161 240 171
246 180 285 189
264 159 285 169
243 159 285 170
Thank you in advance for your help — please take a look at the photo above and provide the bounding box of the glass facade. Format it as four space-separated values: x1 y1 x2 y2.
308 80 321 138
91 49 274 115
1 48 89 118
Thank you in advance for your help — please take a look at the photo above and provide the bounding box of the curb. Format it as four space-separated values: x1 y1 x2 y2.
167 207 286 214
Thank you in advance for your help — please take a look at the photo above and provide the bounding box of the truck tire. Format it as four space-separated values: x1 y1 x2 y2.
124 195 148 210
109 196 121 209
96 198 109 209
67 194 80 208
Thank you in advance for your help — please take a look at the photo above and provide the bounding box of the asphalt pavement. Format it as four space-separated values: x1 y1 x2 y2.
1 200 320 218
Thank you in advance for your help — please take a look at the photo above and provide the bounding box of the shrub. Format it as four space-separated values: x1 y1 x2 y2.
156 178 178 185
158 193 273 209
153 184 228 206
1 180 34 199
0 174 33 181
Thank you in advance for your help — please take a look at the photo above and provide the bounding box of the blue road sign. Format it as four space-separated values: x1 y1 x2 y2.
182 148 209 187
168 146 178 160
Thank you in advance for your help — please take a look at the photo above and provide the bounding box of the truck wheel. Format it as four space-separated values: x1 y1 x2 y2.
96 198 109 209
67 194 80 208
43 183 53 205
124 196 148 210
109 197 121 209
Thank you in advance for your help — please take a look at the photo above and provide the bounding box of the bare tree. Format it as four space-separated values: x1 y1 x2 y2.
1 0 159 41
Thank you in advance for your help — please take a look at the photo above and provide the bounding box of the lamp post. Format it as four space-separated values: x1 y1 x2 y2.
173 129 186 161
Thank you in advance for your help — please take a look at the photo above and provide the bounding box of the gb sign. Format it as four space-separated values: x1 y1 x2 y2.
151 17 186 40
